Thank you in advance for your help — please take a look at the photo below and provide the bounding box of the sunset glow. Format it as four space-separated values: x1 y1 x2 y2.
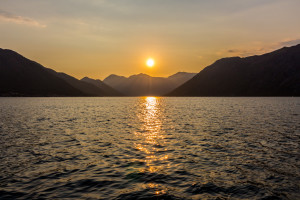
146 59 155 68
0 1 299 79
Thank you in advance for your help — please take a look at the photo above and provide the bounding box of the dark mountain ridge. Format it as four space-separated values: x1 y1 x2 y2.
2 44 299 97
168 44 300 96
81 77 122 96
0 48 121 97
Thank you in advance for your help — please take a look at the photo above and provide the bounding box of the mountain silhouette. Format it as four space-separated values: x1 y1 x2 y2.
81 77 122 96
102 72 197 96
168 72 198 88
0 48 121 96
168 44 300 96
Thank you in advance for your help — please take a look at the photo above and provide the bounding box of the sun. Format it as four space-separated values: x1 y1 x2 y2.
146 58 155 67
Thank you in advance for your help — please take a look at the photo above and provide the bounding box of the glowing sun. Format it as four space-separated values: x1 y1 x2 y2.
146 58 155 67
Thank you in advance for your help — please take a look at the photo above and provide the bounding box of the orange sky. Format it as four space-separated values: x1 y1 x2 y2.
1 0 300 79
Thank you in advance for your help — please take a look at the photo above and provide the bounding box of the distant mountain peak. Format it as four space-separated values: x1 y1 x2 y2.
103 72 197 96
168 72 197 79
80 76 122 96
81 76 100 82
105 74 126 79
128 73 151 79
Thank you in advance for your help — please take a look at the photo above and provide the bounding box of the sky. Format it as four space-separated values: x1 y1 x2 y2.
0 0 300 80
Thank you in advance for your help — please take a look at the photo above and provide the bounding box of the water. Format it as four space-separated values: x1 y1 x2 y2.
0 97 299 200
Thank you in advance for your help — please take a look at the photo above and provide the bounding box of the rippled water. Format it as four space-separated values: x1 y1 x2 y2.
0 97 299 200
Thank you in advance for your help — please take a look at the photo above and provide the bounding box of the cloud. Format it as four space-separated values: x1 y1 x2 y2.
225 38 300 58
227 49 248 56
0 10 46 28
279 39 300 47
227 49 238 53
224 46 271 57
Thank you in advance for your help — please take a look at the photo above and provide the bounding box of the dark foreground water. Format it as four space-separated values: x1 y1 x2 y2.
0 97 299 200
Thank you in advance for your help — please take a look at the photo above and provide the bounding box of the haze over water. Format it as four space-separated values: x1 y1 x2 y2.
0 97 299 199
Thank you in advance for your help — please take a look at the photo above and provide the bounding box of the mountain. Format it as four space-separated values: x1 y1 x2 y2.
0 48 121 96
168 72 198 88
81 77 122 96
168 44 300 96
103 72 197 96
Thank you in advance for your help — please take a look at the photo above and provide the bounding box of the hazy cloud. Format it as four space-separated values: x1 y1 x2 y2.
227 49 238 53
279 39 300 47
225 46 273 57
225 38 300 58
0 10 46 28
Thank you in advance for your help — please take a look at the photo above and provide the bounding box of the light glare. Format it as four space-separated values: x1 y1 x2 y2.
146 58 155 67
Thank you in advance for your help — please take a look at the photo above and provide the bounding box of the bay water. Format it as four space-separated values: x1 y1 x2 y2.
0 97 299 199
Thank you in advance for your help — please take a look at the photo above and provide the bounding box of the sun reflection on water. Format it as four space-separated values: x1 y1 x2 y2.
135 97 167 163
134 96 169 195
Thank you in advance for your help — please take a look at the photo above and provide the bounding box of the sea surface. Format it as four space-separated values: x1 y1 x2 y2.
0 97 299 200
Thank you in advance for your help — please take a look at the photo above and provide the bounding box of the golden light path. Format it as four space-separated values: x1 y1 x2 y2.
134 96 169 195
